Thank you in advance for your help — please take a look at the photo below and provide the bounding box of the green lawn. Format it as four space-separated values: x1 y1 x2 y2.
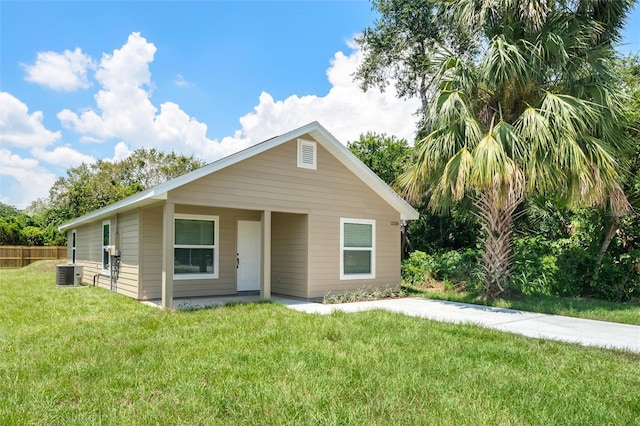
405 284 640 326
1 262 639 425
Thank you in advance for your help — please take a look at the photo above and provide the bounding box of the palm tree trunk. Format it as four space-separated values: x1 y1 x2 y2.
591 186 629 288
592 215 619 283
474 179 524 299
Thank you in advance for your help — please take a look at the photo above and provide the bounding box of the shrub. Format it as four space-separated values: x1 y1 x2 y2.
434 249 478 282
511 236 557 296
401 249 479 287
322 285 407 304
401 251 436 285
592 250 640 302
511 234 640 302
551 241 594 297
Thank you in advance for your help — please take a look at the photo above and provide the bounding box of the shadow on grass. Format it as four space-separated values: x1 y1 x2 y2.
176 299 277 313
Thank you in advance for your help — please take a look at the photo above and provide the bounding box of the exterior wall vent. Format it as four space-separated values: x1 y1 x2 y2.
297 139 317 170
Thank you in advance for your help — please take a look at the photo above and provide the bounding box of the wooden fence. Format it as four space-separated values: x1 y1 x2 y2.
0 246 67 269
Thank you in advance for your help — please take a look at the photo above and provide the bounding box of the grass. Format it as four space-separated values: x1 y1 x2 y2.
1 261 639 424
405 281 640 326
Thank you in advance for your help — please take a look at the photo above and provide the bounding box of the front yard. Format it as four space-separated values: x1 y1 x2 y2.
1 262 639 424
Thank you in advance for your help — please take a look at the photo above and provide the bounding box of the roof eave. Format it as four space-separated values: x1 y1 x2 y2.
57 190 166 232
57 121 420 232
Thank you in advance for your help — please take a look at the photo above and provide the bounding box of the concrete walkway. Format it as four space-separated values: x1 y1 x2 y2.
145 295 640 353
275 297 640 353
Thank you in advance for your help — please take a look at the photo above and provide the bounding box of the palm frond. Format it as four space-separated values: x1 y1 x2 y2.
539 92 598 139
436 147 474 202
470 129 509 188
396 162 428 205
481 35 531 91
517 0 550 32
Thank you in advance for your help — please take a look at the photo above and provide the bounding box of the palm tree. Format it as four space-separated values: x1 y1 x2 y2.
399 0 633 298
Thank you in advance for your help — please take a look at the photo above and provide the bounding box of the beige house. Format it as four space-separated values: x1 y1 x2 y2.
59 122 419 308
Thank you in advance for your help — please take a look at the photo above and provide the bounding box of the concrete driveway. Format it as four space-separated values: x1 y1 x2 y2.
275 296 640 353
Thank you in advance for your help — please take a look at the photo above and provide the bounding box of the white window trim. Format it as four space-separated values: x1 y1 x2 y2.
340 218 376 280
101 221 111 275
71 229 77 264
297 139 317 170
174 214 219 280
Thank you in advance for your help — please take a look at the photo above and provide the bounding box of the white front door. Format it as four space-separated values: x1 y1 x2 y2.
237 220 261 292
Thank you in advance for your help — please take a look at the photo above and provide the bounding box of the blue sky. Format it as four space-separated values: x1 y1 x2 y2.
1 1 639 209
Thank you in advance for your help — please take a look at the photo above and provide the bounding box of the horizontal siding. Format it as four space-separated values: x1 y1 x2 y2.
75 220 107 289
72 213 140 299
114 264 138 298
169 136 403 299
114 210 139 299
66 231 72 262
75 221 101 265
271 212 307 298
140 206 163 300
307 213 401 298
169 138 392 213
140 205 262 300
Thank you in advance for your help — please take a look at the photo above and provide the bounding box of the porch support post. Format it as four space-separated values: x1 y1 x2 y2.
261 210 271 300
161 201 175 309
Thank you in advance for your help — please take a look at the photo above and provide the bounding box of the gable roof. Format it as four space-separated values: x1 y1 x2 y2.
59 121 419 231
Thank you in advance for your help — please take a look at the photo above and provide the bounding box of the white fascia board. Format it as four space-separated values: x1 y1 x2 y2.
58 189 164 231
58 123 323 231
58 121 418 231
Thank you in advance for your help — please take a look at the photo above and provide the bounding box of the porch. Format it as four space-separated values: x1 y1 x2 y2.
142 294 318 311
142 203 309 308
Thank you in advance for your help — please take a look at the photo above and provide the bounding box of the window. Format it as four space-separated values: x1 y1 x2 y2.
340 218 375 279
71 230 77 264
174 214 219 279
102 221 110 273
297 139 317 169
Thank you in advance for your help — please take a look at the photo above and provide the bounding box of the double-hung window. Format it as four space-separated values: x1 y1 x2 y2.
102 221 110 273
340 218 375 279
174 214 219 279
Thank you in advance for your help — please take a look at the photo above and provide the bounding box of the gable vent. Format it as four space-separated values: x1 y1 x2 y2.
297 139 317 170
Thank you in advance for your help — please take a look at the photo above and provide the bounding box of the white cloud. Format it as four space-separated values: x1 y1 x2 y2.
31 146 95 168
58 32 158 139
2 32 423 210
0 92 61 148
174 74 193 88
112 141 132 162
237 48 421 145
0 149 56 209
23 48 95 92
57 32 253 162
56 31 420 170
80 135 103 143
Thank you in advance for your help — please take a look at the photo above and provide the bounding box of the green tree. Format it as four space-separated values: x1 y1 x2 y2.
47 149 204 224
347 132 480 256
355 0 472 120
360 0 633 298
15 148 206 246
0 202 20 217
592 54 640 278
118 148 204 189
0 217 23 245
347 132 411 185
0 213 40 246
